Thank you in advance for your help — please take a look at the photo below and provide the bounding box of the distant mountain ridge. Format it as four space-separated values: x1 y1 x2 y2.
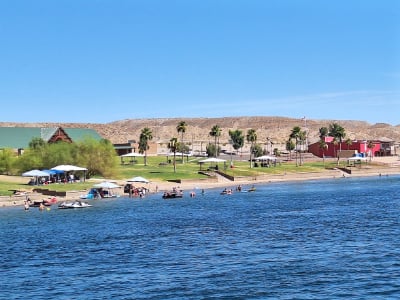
1 116 399 145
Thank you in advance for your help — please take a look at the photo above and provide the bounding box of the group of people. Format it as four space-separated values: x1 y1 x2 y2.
128 186 148 198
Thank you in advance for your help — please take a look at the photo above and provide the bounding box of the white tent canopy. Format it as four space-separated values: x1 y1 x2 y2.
120 152 145 157
199 158 226 163
255 155 277 161
127 176 149 183
51 164 87 182
22 169 50 177
22 169 50 185
51 164 88 171
93 181 121 189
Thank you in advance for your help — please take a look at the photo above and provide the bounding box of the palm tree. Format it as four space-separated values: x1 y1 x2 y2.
168 137 178 173
286 139 295 161
176 121 187 164
290 126 301 166
319 127 328 141
298 130 307 166
367 140 375 161
209 125 221 158
328 123 346 165
345 138 353 150
319 140 328 167
246 129 257 168
138 127 153 166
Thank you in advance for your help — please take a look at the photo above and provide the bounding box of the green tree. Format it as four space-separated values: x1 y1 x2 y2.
246 129 257 168
251 143 263 158
319 127 328 140
319 140 328 167
209 125 221 158
298 130 307 166
345 138 353 150
168 137 178 173
176 121 187 164
29 137 47 150
138 127 153 166
286 139 295 160
228 129 244 154
329 123 346 165
290 126 301 166
44 141 76 169
206 143 220 158
0 148 16 175
76 138 118 178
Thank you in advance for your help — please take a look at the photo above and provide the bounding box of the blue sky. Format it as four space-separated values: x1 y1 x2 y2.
0 0 399 125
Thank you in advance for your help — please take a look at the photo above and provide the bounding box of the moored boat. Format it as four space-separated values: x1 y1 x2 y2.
58 200 92 209
162 190 183 199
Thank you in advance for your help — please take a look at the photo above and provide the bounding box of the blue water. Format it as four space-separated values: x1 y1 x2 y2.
1 176 400 299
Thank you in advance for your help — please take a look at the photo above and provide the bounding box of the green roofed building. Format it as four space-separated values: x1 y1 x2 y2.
0 126 103 154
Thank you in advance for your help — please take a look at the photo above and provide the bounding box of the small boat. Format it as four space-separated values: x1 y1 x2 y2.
220 189 233 195
247 186 256 192
58 200 92 209
29 197 57 207
162 190 183 199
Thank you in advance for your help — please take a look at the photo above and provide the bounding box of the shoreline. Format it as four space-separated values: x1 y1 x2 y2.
2 165 399 208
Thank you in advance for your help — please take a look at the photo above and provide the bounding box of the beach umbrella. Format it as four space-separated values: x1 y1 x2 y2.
127 176 149 183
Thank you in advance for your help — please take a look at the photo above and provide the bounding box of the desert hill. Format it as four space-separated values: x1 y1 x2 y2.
1 117 399 147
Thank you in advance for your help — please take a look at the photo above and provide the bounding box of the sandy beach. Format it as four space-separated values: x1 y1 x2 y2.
1 156 399 208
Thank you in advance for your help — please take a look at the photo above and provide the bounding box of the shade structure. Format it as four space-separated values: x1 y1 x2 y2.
127 176 149 183
51 164 88 182
199 158 226 163
51 164 88 171
22 169 50 177
42 169 64 175
255 155 277 161
22 169 50 185
93 181 121 189
120 152 145 157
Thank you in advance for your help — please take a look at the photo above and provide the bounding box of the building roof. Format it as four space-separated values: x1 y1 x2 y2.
0 127 102 149
63 128 103 142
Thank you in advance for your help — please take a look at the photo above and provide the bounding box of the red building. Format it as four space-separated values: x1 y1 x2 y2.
308 137 382 158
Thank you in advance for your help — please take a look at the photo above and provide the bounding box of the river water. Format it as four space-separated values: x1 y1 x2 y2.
1 175 400 299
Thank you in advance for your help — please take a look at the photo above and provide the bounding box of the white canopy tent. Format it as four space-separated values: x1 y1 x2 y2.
93 181 121 189
199 158 227 163
127 176 149 183
51 165 88 182
22 169 50 185
120 152 145 164
51 164 88 171
255 155 277 161
255 155 278 167
198 157 227 170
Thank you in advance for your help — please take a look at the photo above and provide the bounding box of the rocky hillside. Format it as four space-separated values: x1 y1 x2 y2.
1 116 400 145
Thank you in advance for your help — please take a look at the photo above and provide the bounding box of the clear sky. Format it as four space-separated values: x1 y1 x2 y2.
0 0 399 125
